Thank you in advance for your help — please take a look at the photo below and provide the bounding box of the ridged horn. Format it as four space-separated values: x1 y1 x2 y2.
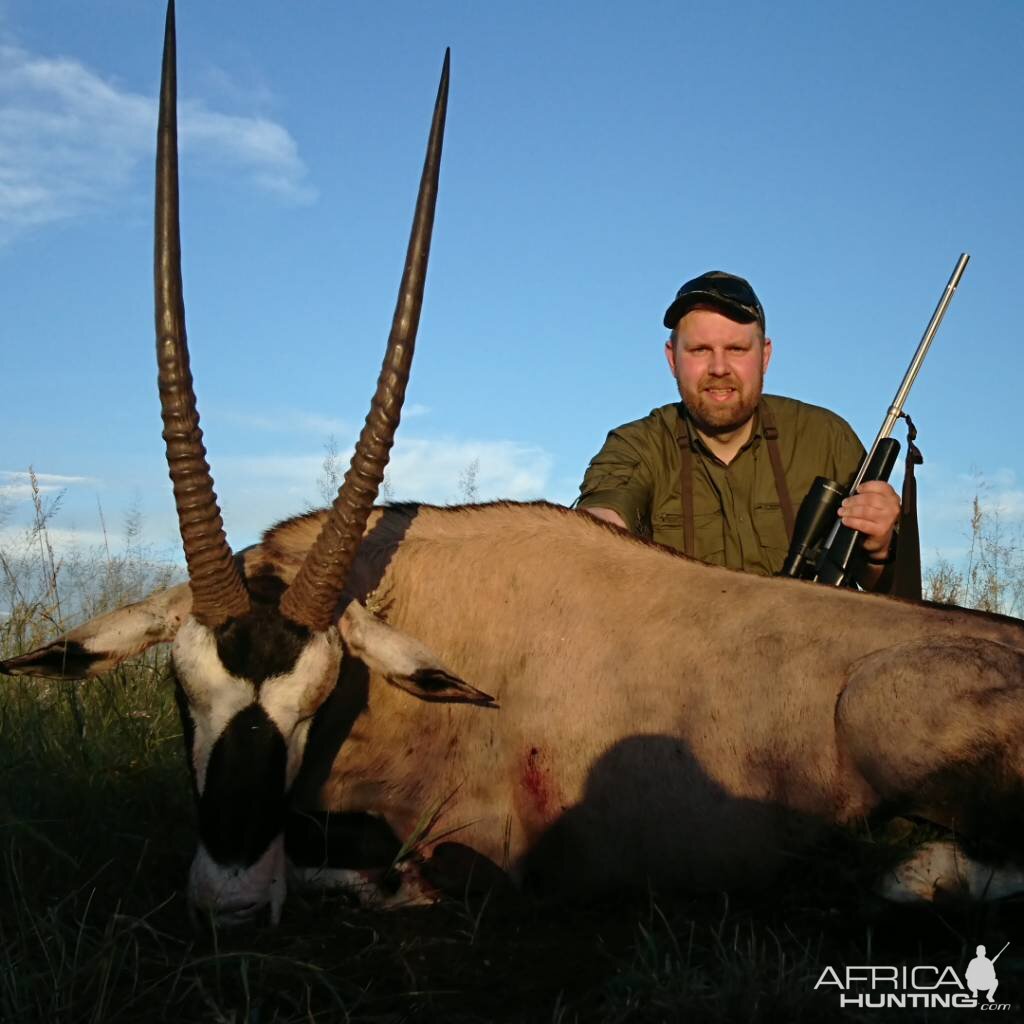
281 50 450 631
155 0 249 628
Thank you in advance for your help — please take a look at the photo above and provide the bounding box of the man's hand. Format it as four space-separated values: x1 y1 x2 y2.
584 507 628 530
838 480 900 561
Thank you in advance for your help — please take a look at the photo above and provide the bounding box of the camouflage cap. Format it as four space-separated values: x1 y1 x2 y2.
663 270 766 332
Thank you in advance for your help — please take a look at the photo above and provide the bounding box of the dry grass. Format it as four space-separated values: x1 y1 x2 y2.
925 481 1024 616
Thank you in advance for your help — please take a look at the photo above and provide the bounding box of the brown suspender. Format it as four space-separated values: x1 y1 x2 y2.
758 400 796 541
676 401 794 560
677 429 697 557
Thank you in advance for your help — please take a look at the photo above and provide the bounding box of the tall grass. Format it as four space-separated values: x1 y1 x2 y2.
0 471 180 659
925 488 1024 616
1 478 1021 1021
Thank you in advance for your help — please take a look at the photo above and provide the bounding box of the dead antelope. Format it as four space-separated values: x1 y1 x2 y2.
5 1 1024 928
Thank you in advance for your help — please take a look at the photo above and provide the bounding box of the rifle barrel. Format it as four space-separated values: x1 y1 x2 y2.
853 252 970 495
816 253 969 568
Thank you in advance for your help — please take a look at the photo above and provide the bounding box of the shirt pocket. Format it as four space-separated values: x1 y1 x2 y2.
651 510 725 564
752 502 791 561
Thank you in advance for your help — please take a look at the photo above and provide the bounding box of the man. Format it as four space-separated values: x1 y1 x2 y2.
965 945 1000 1003
577 270 900 590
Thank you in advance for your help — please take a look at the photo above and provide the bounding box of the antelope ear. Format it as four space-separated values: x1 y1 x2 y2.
338 600 496 706
0 582 192 680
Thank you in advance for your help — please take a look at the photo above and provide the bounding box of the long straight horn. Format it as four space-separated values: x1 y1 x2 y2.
155 0 249 627
281 51 450 631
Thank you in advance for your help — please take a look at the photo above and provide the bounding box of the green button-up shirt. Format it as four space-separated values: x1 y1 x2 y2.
577 395 865 576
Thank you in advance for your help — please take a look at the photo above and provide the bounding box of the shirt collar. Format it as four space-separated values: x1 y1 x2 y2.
677 401 764 463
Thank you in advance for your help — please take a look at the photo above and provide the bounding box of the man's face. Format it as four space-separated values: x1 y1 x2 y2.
664 307 772 436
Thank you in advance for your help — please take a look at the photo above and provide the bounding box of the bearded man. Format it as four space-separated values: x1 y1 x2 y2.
577 270 900 591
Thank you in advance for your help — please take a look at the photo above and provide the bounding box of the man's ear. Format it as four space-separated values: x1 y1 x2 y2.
762 336 773 374
0 583 192 679
665 336 678 374
337 600 495 706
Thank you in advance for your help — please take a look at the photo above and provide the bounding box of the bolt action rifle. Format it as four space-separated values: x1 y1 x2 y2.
780 253 970 588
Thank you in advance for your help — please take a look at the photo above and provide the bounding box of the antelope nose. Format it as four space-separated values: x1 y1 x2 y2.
189 897 270 931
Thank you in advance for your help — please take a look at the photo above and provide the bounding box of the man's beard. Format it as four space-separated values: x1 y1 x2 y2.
680 374 762 436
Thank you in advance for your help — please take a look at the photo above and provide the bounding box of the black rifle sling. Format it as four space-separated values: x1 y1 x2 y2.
676 401 794 562
891 413 924 600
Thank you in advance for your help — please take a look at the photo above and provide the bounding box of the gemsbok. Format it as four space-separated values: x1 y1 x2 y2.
5 1 1024 927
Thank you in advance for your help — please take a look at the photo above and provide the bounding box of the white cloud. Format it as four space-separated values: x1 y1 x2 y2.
216 405 428 437
0 469 94 499
919 465 1024 529
217 408 352 437
214 435 555 506
0 42 314 242
180 103 314 203
0 438 557 556
386 438 553 503
0 470 93 484
0 524 111 551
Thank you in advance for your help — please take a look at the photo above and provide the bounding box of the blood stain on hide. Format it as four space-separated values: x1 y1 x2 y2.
514 746 566 842
523 747 551 816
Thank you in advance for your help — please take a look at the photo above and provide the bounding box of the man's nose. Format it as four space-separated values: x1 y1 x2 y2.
708 349 730 375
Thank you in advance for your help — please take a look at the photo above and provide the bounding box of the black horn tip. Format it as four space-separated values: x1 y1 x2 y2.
438 49 450 95
160 1 177 105
435 49 450 116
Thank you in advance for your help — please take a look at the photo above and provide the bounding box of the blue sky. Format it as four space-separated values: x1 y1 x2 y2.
2 0 1022 571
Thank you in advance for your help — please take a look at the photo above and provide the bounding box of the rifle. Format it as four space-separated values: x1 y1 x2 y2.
781 253 970 586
